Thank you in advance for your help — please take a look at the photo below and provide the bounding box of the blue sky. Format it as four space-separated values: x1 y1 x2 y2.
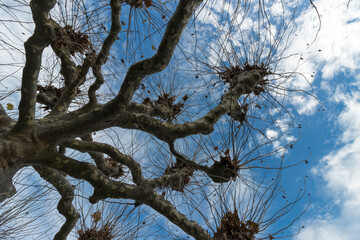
277 0 360 239
1 0 360 239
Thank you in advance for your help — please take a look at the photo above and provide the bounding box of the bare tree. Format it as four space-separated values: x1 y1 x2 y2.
0 0 315 239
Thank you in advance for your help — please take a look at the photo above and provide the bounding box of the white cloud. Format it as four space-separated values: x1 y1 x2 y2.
266 129 279 139
292 95 319 115
287 0 360 80
296 93 360 239
274 0 360 116
295 218 351 240
287 1 360 239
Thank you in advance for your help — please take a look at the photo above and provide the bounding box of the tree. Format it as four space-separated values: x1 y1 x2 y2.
0 0 314 239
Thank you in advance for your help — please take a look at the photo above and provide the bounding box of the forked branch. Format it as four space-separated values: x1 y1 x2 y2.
35 151 212 239
34 165 79 240
13 0 56 131
62 138 144 185
113 0 204 105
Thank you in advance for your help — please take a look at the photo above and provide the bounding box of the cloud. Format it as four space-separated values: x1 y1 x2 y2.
288 0 360 80
296 92 360 240
287 1 360 239
295 218 350 240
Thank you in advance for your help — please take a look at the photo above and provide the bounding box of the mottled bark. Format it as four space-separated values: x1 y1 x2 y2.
13 0 56 131
0 104 12 128
34 166 79 240
113 0 203 105
34 151 212 239
88 0 122 106
62 138 144 185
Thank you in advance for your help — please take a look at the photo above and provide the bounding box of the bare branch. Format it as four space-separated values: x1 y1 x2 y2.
62 138 144 185
0 168 18 203
169 142 237 183
34 165 80 240
36 70 263 145
88 0 122 106
117 69 264 142
112 0 203 105
0 104 12 128
148 166 193 191
35 151 212 239
140 190 212 240
13 0 56 131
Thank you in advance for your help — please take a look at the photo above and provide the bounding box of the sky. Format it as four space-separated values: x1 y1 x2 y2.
280 0 360 239
1 0 360 239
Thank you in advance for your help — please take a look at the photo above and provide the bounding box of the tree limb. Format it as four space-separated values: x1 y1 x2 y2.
13 0 56 131
33 165 79 240
169 142 237 183
148 166 194 191
88 0 122 106
35 151 212 239
36 70 262 145
116 69 264 142
112 0 203 105
0 104 12 128
61 139 144 185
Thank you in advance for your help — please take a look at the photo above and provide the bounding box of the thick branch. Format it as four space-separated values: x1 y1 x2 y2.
128 102 175 119
34 165 79 240
112 0 203 105
0 104 12 128
0 167 18 203
14 0 56 130
148 167 193 191
35 151 127 202
61 139 144 185
88 0 122 106
78 134 112 176
35 151 211 239
118 69 264 142
0 138 37 202
36 70 262 148
141 191 212 240
13 0 56 131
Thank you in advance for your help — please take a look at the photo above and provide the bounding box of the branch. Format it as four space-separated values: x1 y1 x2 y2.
48 20 95 116
0 167 18 203
88 0 122 106
140 191 212 240
49 54 94 115
36 70 262 145
169 143 237 183
128 102 176 119
49 0 122 114
61 139 144 185
78 134 113 176
164 70 263 140
116 69 264 142
33 165 80 240
13 0 56 131
148 166 194 191
34 151 129 203
112 0 203 105
0 104 12 128
35 151 212 239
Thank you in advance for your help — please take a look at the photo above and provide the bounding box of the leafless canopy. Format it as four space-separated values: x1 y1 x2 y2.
0 0 313 239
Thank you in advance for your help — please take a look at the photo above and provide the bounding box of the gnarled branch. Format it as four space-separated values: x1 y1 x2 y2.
61 138 144 185
35 151 212 239
13 0 56 131
113 0 203 105
34 165 79 240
